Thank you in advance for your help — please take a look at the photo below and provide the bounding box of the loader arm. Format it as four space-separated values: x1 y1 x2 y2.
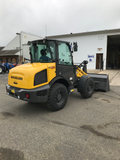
76 66 87 78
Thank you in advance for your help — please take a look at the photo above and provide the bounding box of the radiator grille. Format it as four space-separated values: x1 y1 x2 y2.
34 69 47 86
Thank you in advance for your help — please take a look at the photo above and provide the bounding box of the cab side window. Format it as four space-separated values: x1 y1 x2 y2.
58 42 72 65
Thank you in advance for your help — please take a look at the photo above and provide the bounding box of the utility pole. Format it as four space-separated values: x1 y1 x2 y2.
16 33 21 63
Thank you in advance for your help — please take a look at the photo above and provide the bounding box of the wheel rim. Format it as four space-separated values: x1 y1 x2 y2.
0 67 2 73
55 90 64 104
87 81 93 92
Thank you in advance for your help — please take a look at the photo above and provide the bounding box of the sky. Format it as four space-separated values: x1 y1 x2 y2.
0 0 120 46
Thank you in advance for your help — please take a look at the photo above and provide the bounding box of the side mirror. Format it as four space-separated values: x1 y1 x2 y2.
27 41 31 45
83 60 88 64
73 42 78 52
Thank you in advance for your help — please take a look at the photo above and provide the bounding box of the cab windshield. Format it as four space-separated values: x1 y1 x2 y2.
30 40 56 63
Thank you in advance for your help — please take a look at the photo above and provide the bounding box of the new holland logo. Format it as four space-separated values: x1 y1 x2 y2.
11 76 23 80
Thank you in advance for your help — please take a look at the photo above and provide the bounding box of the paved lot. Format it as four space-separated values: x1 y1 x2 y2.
0 71 120 160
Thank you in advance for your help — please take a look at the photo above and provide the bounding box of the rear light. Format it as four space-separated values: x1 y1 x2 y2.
26 93 30 99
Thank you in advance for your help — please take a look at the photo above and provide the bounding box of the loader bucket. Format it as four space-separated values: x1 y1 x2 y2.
88 73 110 92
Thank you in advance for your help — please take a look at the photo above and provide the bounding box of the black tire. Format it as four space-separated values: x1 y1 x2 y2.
80 78 94 98
4 66 7 73
0 67 2 74
47 83 68 111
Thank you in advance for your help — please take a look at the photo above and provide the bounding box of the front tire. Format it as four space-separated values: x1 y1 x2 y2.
47 83 68 111
80 78 94 98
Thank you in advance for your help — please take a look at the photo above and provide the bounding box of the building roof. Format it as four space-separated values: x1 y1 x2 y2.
0 47 4 51
20 31 42 38
0 31 42 57
47 28 120 38
0 50 20 56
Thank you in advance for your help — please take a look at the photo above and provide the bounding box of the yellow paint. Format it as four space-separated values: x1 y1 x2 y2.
11 90 15 93
76 67 87 78
47 64 56 83
8 63 56 89
8 61 87 90
70 89 74 92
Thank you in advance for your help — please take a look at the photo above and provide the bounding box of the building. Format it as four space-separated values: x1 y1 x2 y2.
48 28 120 70
1 29 120 70
0 31 42 63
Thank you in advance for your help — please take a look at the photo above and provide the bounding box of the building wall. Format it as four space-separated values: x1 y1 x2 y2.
2 29 120 68
0 55 18 63
50 30 120 70
51 34 107 70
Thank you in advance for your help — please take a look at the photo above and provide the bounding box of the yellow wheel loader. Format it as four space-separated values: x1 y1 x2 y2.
6 39 109 111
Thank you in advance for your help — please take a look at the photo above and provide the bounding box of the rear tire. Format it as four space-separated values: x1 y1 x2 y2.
47 83 68 111
0 67 2 74
80 78 94 98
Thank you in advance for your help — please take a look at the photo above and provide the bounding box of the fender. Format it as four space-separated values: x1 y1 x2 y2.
77 75 90 92
50 76 69 88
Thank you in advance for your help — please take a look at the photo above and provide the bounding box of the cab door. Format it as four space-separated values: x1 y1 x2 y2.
57 41 74 82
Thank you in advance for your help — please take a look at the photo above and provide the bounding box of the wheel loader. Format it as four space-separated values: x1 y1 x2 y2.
6 39 109 111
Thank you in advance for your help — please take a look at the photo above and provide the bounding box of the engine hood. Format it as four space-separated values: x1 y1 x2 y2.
8 63 56 89
11 63 47 73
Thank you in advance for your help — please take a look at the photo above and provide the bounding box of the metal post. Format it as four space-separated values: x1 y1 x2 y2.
16 33 21 63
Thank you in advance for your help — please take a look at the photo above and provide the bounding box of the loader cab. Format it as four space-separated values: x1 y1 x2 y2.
29 39 74 63
29 40 56 63
29 39 75 82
